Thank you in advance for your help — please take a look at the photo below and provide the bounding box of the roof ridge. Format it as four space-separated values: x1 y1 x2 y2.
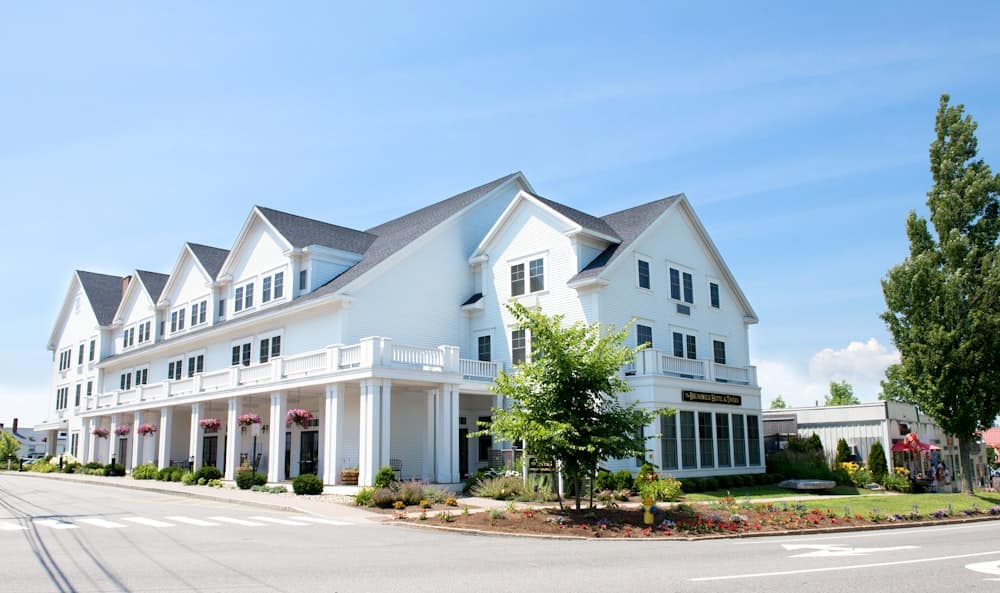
600 192 684 220
255 205 373 237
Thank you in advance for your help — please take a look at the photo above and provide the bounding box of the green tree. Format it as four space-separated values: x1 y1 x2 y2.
475 302 666 510
835 438 853 464
769 395 787 409
0 431 19 470
878 363 913 402
825 380 859 406
867 441 889 482
881 94 1000 493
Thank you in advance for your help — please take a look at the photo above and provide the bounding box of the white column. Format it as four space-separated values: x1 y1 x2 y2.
358 379 381 486
189 403 202 471
81 418 92 464
322 384 344 485
379 380 391 471
108 415 118 465
157 408 172 469
224 397 241 480
424 389 437 481
130 411 141 470
266 392 287 483
434 384 460 483
46 430 58 457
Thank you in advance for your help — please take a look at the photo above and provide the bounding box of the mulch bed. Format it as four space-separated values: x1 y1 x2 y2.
390 501 1000 538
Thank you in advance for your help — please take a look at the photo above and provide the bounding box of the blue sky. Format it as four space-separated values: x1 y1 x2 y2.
3 2 999 424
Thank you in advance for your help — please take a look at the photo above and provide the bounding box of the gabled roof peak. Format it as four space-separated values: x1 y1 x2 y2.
254 206 377 254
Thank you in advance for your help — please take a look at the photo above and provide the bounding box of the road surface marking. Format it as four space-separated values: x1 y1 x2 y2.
733 521 1000 545
966 560 1000 581
77 518 128 529
122 517 174 528
164 516 219 527
690 549 1000 582
248 516 310 526
782 543 919 557
0 522 27 531
208 516 266 526
289 516 353 526
34 519 79 530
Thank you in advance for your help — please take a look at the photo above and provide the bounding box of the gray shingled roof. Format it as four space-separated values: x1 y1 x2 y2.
528 193 621 241
76 270 124 326
569 194 682 283
256 206 378 254
135 270 169 302
188 243 229 278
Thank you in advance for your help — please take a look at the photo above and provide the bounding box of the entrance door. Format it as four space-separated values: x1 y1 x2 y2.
299 431 318 476
116 438 128 465
284 432 291 480
459 428 469 478
203 436 218 468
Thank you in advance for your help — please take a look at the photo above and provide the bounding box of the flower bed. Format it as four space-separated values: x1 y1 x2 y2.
393 499 1000 538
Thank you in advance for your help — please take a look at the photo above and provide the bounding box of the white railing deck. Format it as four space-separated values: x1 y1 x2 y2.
460 358 498 380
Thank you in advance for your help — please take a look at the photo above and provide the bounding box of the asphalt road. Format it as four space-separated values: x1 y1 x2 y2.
2 474 998 593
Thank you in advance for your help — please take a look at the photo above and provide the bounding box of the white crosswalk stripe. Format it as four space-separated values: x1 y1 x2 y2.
122 517 174 528
0 522 27 531
208 516 266 526
35 519 79 530
77 518 128 529
289 516 353 526
165 516 219 527
248 516 310 526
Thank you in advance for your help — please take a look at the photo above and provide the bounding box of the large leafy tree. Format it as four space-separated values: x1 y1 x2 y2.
878 364 913 402
477 302 665 510
825 380 859 406
882 94 1000 493
769 395 787 409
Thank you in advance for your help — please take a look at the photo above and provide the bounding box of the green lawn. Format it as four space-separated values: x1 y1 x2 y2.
683 484 864 501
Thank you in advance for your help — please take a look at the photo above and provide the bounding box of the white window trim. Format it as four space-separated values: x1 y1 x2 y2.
187 296 210 328
707 276 722 310
473 328 495 362
256 329 285 363
635 253 653 292
508 251 549 299
232 277 257 316
669 325 699 359
259 266 289 309
666 260 696 308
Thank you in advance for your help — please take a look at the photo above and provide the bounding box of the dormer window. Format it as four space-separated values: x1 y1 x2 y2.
234 282 253 313
262 271 285 304
511 257 545 297
190 300 207 327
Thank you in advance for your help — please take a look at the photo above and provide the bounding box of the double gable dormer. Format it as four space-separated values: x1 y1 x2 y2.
215 206 375 320
157 243 228 338
112 270 168 353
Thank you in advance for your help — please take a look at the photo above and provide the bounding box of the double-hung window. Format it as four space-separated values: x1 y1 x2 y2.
672 332 697 360
232 341 252 367
637 259 651 290
273 272 284 299
528 259 544 292
713 340 726 365
187 354 204 377
119 372 132 391
88 339 96 362
262 276 272 303
511 329 527 365
511 258 545 297
510 263 525 296
234 287 244 312
77 344 84 366
709 282 720 308
190 301 207 326
168 359 183 381
134 368 148 386
477 335 492 362
637 324 653 348
669 266 694 314
259 335 281 363
74 384 81 406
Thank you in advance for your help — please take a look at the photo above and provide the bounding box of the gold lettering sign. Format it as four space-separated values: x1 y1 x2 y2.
682 391 742 406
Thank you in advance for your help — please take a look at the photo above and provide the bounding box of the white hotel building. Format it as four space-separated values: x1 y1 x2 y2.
39 173 764 486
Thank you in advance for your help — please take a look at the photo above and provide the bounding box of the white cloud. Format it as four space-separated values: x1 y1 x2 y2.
756 338 900 408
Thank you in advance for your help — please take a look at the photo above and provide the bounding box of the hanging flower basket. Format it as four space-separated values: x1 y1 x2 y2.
199 418 221 432
238 413 261 427
92 426 110 439
137 423 158 436
114 424 131 436
286 408 313 428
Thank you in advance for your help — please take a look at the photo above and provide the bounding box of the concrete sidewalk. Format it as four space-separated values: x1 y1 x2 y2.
4 471 385 523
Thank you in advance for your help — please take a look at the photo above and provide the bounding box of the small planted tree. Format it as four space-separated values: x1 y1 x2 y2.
475 302 667 510
835 438 853 464
0 431 19 470
868 441 889 482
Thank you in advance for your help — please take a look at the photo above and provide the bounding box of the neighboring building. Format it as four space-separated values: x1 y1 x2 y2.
1 418 64 459
763 402 989 483
40 172 763 486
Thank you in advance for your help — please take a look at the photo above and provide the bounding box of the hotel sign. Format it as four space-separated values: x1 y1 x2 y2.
682 391 742 406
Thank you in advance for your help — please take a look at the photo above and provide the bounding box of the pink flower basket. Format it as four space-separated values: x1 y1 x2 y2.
114 424 131 436
286 408 314 428
137 423 158 436
92 426 110 439
237 413 261 427
199 418 221 432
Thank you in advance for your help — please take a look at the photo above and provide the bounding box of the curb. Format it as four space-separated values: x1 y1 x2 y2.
388 512 1000 541
5 471 318 516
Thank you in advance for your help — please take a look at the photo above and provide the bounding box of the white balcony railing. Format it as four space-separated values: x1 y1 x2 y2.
284 350 327 377
627 349 757 387
662 354 706 379
338 344 362 368
711 362 751 385
392 343 444 368
461 359 498 380
201 369 231 391
239 362 273 385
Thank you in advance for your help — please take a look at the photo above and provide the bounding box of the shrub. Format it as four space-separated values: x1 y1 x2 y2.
704 477 720 491
103 463 126 477
207 479 223 488
462 467 491 493
131 464 158 480
717 475 732 489
398 481 424 506
766 449 834 481
29 461 57 473
181 472 196 485
835 438 853 464
354 486 375 506
421 486 449 504
471 475 524 500
374 466 396 489
640 477 683 502
680 477 703 493
867 441 888 482
633 464 657 491
171 468 185 482
595 470 615 492
882 473 912 493
292 473 324 495
156 467 173 481
371 487 397 508
236 469 266 490
614 469 636 492
194 466 222 482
